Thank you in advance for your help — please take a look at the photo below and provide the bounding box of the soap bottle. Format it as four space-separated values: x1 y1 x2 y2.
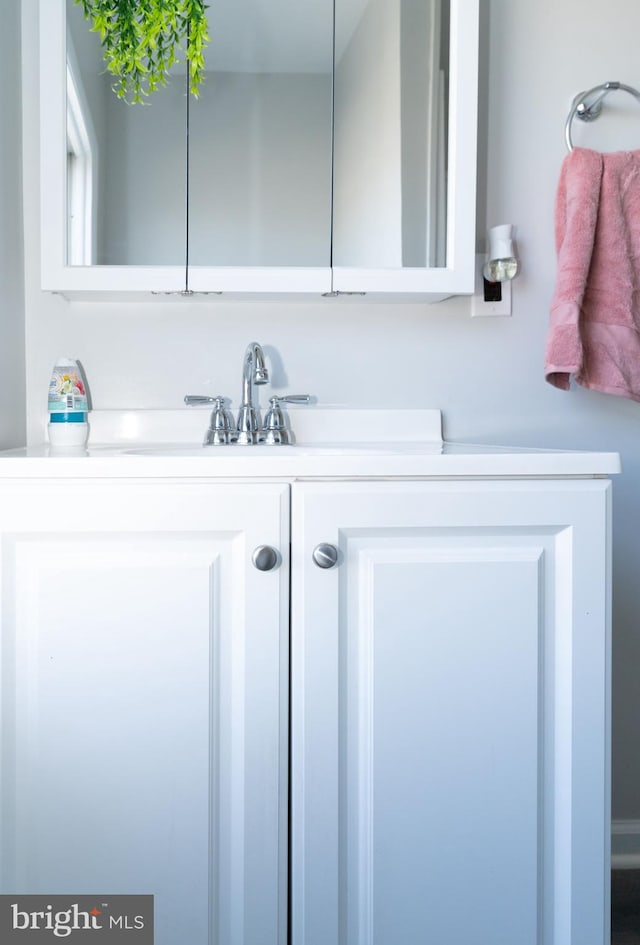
47 358 90 447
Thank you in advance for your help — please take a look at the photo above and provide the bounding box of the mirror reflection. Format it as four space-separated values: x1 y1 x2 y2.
66 0 186 266
188 0 334 267
333 0 450 269
66 0 333 269
65 0 449 271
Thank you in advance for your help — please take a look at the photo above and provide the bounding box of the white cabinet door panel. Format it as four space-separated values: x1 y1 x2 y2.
356 550 540 945
0 480 289 945
291 480 611 945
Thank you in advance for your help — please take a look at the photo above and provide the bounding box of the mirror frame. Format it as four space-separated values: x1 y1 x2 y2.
39 0 478 300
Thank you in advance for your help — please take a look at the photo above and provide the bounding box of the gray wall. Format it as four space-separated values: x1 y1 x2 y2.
19 0 640 824
0 1 25 447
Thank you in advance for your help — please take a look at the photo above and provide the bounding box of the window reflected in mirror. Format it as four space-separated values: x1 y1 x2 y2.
66 43 95 266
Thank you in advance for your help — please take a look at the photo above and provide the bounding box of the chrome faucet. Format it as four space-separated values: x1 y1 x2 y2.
236 342 269 444
184 342 311 447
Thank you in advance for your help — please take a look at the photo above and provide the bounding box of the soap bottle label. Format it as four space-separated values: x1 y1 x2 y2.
48 366 88 413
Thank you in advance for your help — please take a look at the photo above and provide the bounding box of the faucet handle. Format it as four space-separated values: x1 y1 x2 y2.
205 396 236 446
272 395 312 405
262 395 311 445
184 395 217 406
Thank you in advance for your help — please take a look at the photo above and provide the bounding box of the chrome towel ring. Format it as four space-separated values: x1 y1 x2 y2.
565 81 640 151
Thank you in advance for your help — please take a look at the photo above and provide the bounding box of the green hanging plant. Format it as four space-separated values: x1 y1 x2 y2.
74 0 210 104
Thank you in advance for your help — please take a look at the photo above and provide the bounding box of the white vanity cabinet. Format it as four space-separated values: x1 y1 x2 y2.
0 478 290 945
0 466 613 945
291 478 612 945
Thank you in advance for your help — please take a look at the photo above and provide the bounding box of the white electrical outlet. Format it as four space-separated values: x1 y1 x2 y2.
470 254 512 317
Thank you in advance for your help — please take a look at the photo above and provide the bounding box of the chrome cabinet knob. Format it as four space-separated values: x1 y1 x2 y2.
312 543 339 569
252 545 280 571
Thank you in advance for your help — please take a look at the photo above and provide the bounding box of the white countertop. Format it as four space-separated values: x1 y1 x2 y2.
0 409 621 479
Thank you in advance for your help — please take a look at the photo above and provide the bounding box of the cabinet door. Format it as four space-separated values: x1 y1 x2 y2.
291 479 611 945
0 479 289 945
331 0 479 299
40 0 333 297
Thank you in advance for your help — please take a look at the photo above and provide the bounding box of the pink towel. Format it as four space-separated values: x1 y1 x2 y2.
545 147 640 401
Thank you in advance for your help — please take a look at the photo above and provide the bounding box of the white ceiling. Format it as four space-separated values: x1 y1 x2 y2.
192 0 370 75
68 0 370 77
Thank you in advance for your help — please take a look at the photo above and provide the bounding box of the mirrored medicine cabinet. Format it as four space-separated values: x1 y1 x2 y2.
40 0 479 299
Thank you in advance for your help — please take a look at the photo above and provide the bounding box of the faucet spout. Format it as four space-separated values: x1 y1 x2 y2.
241 342 268 407
237 342 269 444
